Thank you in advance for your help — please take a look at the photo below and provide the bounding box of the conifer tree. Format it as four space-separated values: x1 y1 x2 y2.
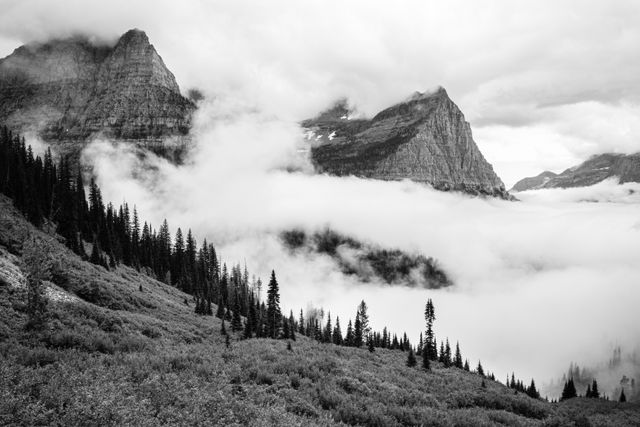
333 316 343 346
527 379 540 399
560 378 577 401
454 341 463 369
323 312 332 343
424 298 436 360
345 319 354 346
422 344 431 370
266 270 282 339
476 360 485 377
357 300 370 337
591 379 600 398
464 359 470 371
619 389 626 402
288 311 296 341
354 313 363 347
298 309 305 334
407 348 417 367
368 336 375 353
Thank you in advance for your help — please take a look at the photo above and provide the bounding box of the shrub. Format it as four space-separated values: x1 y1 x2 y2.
141 326 162 339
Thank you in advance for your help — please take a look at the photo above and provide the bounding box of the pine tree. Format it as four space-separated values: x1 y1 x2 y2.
345 319 354 346
266 270 282 339
333 316 343 346
298 309 305 334
407 348 417 367
591 379 600 398
323 312 332 343
289 311 296 341
454 342 463 369
527 379 540 399
368 337 375 352
354 313 363 347
476 360 485 377
464 359 470 371
357 300 370 337
424 298 436 360
619 389 626 402
560 378 577 401
422 344 431 370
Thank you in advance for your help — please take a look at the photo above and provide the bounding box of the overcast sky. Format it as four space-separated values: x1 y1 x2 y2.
2 0 639 395
1 0 640 186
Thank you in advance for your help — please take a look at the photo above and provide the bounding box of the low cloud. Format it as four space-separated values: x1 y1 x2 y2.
80 99 640 397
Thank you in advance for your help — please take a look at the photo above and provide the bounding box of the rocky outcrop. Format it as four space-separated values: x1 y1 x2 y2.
511 153 640 192
0 29 195 161
305 88 510 198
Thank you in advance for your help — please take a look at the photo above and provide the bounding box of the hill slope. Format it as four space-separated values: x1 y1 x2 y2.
1 194 638 426
306 89 510 199
511 153 640 192
0 29 195 161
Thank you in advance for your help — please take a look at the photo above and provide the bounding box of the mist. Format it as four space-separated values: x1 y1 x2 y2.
77 98 640 397
4 0 640 399
4 0 640 186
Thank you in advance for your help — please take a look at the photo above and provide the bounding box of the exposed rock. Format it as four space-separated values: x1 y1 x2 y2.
0 29 195 162
305 88 510 198
511 153 640 192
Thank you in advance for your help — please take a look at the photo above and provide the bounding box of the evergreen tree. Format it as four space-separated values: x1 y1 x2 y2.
368 336 375 352
354 313 363 347
298 309 305 334
591 379 600 398
454 341 463 369
323 312 332 343
266 270 282 339
619 389 626 403
464 359 470 371
406 348 417 367
333 316 343 346
422 344 431 370
357 300 370 337
424 298 436 360
560 378 577 401
476 360 485 377
288 311 296 341
526 379 540 399
345 319 354 346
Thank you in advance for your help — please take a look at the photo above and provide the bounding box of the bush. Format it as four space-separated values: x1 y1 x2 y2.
116 335 148 353
142 326 162 339
17 347 58 367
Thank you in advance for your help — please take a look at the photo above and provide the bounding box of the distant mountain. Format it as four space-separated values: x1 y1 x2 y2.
304 88 510 199
0 29 195 161
511 153 640 192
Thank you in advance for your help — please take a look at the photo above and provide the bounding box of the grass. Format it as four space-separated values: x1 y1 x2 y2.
1 194 639 426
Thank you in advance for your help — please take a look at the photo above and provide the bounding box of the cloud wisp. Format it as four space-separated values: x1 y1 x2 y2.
79 98 640 394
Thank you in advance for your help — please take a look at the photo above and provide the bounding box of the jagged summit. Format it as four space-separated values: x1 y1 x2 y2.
305 88 510 198
0 29 195 162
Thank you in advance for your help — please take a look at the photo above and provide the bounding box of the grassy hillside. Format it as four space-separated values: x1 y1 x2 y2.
1 194 638 426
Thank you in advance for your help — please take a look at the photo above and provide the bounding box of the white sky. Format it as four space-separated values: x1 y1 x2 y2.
2 0 640 186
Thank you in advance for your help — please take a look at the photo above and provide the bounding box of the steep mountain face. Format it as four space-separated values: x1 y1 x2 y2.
0 29 195 161
305 88 510 198
511 153 640 192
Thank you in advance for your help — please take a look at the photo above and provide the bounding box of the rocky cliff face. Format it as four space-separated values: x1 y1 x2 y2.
511 153 640 192
0 29 195 161
305 88 509 198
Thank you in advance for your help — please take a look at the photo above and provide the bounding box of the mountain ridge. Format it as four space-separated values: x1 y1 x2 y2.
0 29 195 161
305 88 511 199
511 152 640 192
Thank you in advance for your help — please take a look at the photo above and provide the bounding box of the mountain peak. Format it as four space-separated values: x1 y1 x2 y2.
0 29 195 160
306 88 509 198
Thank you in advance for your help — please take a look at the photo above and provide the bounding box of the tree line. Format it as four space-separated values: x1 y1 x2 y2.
2 126 547 403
